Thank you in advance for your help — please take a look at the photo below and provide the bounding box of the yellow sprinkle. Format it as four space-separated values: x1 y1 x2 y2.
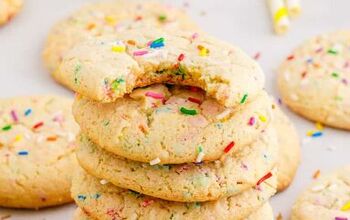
258 115 267 122
274 7 288 23
315 122 324 131
199 48 208 56
341 201 350 211
14 135 22 142
112 45 126 53
105 15 117 26
307 130 317 137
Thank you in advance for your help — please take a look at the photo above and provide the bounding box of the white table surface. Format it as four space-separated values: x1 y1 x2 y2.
0 0 349 219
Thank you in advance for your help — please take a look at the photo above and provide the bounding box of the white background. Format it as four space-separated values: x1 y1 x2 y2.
0 0 349 219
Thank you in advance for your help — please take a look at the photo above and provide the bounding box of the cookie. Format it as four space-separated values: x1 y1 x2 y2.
76 123 277 202
0 0 22 26
43 0 198 73
72 168 276 220
73 202 274 220
291 166 350 220
273 105 301 192
73 84 273 164
56 27 265 107
278 30 350 130
0 95 79 208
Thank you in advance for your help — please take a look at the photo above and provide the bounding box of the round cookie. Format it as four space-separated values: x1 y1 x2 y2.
56 27 265 107
278 30 350 130
291 166 350 220
0 95 79 209
73 84 273 164
273 105 301 192
0 0 22 26
43 0 198 73
75 124 277 202
73 202 274 220
72 168 277 220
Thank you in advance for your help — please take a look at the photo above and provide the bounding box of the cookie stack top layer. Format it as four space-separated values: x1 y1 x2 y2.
56 27 265 107
43 0 199 73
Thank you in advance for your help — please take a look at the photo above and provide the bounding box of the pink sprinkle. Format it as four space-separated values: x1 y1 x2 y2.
335 217 348 220
248 117 255 126
10 110 18 122
145 91 164 100
53 114 64 123
192 33 199 40
315 47 323 53
344 61 350 68
253 52 261 60
141 199 154 207
133 50 148 56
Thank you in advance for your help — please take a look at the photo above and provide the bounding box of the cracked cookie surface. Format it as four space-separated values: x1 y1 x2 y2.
0 95 79 208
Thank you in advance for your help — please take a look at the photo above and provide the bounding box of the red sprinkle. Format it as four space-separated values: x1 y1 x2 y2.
32 122 44 130
253 52 261 60
256 172 273 186
224 141 235 153
141 199 154 207
287 55 294 60
188 86 200 92
248 117 255 126
178 53 185 61
188 97 202 104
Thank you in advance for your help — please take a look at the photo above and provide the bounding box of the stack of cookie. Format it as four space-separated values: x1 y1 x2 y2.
52 24 301 219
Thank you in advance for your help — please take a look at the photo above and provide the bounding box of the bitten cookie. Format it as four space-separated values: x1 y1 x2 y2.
72 168 276 220
56 27 265 107
73 84 273 164
273 105 301 192
0 0 22 25
0 95 79 208
278 30 350 130
73 202 274 220
43 0 198 73
292 166 350 220
75 124 277 202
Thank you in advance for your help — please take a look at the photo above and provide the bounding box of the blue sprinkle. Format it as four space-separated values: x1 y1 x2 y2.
24 109 32 116
312 131 323 137
306 58 313 64
77 195 86 201
92 193 101 199
150 42 165 49
17 151 28 156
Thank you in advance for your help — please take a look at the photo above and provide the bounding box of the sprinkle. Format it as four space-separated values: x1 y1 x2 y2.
198 45 209 56
24 108 32 116
111 45 126 53
141 199 154 207
341 201 350 211
196 146 205 163
127 40 136 45
92 194 101 200
180 107 197 115
150 158 161 165
100 179 108 185
133 50 148 56
332 72 339 78
158 15 167 22
46 136 57 141
104 15 117 25
145 91 164 100
287 55 294 60
258 115 267 122
313 169 320 179
327 48 338 55
77 195 86 201
14 135 22 142
2 125 12 131
315 122 324 131
253 52 261 60
335 217 348 220
188 97 202 104
310 131 323 137
111 78 125 91
216 109 231 120
32 122 44 130
178 53 185 61
150 37 165 49
224 141 235 153
315 47 323 53
248 117 256 126
10 110 18 122
192 33 199 40
240 94 248 104
17 151 28 156
256 172 273 186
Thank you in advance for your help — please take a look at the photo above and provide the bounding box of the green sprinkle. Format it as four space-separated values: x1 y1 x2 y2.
111 78 125 90
327 48 338 55
103 120 110 126
240 94 248 104
180 107 197 115
331 72 339 78
174 64 186 79
2 125 12 131
197 146 203 153
158 15 167 22
152 37 164 44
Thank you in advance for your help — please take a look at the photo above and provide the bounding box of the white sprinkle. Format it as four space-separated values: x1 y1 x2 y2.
216 109 231 120
311 184 326 192
150 158 161 166
195 152 205 163
100 179 108 185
